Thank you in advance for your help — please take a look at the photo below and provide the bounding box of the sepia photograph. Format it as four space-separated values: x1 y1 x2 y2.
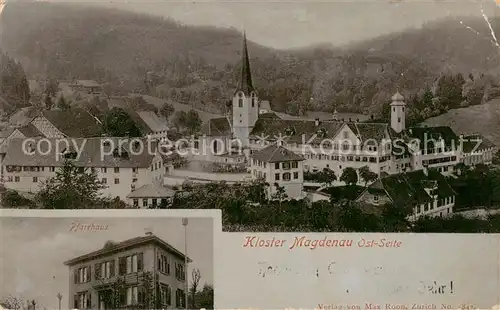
0 0 499 233
0 210 216 310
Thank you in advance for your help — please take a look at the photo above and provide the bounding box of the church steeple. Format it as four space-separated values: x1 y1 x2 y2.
237 32 254 95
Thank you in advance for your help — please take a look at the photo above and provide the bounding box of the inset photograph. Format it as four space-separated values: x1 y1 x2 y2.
0 210 216 310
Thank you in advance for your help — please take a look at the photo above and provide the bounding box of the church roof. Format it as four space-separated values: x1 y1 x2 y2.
200 117 232 137
250 118 391 144
251 144 304 163
236 32 255 96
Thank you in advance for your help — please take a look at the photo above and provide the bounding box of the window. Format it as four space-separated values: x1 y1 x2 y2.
282 162 290 170
252 98 255 107
274 163 280 169
114 167 120 173
14 176 20 182
114 178 120 184
275 173 280 181
74 266 91 284
176 289 185 308
119 253 143 275
132 168 137 173
398 117 401 123
132 178 137 183
292 161 298 168
343 131 349 139
160 284 171 306
152 198 157 207
175 262 186 281
283 172 291 181
74 292 91 309
95 260 115 280
32 177 38 183
101 167 107 173
133 199 139 207
373 195 379 203
126 286 138 305
158 254 171 275
238 98 243 107
293 172 299 179
102 178 107 184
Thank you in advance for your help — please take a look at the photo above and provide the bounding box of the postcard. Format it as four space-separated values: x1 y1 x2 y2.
0 209 221 310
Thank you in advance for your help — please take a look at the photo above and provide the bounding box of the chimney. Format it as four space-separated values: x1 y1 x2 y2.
314 118 320 126
349 117 352 122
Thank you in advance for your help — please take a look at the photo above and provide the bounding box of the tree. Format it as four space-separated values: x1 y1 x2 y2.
44 94 53 110
190 269 201 309
271 183 288 201
1 190 34 208
160 102 175 119
194 285 214 310
1 295 26 310
56 95 70 110
173 109 202 135
36 159 107 209
103 107 143 137
359 165 377 187
44 78 59 98
340 167 358 186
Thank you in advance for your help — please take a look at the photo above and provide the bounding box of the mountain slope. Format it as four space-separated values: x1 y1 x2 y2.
424 98 500 146
1 2 499 117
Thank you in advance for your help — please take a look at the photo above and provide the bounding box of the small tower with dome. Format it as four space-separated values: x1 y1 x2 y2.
390 91 406 133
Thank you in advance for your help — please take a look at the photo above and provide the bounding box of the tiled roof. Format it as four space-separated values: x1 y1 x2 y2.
251 144 304 162
127 184 176 198
405 126 459 150
259 112 280 120
251 119 391 144
462 134 496 153
136 111 168 133
4 137 157 168
69 80 101 88
200 117 232 136
40 108 103 137
366 169 455 207
16 124 44 137
63 234 191 266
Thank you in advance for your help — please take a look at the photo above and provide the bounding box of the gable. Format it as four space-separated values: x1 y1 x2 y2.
332 123 361 144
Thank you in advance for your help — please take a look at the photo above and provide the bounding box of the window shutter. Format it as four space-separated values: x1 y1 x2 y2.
95 263 101 280
110 259 115 277
167 286 171 305
73 294 78 308
74 269 78 284
87 266 91 282
86 292 91 309
137 253 143 272
119 257 126 275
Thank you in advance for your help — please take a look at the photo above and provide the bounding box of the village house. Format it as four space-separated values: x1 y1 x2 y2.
64 232 190 310
127 109 170 142
356 167 456 220
250 143 305 199
2 137 168 201
126 183 176 208
69 80 103 95
460 134 497 166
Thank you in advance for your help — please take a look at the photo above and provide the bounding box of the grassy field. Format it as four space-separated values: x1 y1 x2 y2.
424 98 500 146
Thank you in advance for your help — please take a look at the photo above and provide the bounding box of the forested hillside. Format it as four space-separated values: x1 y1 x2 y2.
0 51 31 115
1 2 499 119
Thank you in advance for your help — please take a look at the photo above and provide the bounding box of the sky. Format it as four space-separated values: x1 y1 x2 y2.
0 216 213 310
4 0 499 49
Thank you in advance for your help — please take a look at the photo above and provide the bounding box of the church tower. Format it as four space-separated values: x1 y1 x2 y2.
232 32 259 147
390 91 406 133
